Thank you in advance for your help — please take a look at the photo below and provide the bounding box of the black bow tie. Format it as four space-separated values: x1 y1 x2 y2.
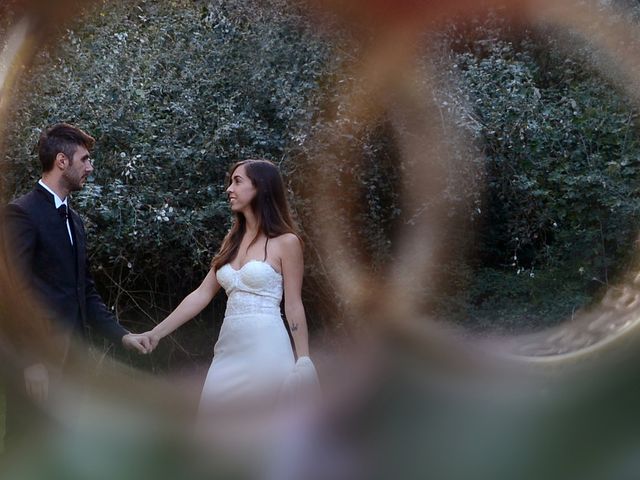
58 204 68 220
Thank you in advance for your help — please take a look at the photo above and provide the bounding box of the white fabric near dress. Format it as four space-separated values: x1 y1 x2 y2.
199 260 296 414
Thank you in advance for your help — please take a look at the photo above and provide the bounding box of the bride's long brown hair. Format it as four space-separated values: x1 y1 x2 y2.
211 159 301 271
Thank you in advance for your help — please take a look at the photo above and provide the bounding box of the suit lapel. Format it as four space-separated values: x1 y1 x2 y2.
34 187 77 266
36 182 79 252
69 210 85 280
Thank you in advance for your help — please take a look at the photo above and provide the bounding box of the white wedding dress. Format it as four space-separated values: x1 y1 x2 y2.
198 257 296 414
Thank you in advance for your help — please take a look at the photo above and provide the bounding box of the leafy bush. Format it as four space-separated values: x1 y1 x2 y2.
1 0 337 367
3 1 640 347
433 14 640 330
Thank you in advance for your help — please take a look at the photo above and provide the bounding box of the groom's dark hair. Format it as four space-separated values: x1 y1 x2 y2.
38 123 95 172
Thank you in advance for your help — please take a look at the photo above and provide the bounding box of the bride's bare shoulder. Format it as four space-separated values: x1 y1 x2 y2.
272 232 301 245
271 233 302 256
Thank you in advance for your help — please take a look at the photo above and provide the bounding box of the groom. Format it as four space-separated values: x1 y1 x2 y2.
2 123 150 405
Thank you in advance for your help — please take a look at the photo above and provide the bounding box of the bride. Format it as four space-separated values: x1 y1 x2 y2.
144 159 316 415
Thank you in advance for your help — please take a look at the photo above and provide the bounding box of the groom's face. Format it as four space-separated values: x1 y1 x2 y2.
62 145 94 192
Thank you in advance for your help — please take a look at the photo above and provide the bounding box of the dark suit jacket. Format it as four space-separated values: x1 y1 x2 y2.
2 183 128 346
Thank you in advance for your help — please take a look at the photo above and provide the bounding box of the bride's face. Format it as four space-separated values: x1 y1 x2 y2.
226 164 257 212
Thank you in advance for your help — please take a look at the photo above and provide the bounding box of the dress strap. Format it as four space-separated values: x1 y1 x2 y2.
263 237 269 261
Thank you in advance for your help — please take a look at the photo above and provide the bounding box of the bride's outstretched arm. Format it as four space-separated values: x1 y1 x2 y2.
147 268 221 349
281 234 310 358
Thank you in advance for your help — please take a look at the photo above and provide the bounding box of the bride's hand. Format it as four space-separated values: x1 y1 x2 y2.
142 330 162 353
282 356 321 404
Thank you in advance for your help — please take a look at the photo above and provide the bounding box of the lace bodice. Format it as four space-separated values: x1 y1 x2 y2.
216 260 283 317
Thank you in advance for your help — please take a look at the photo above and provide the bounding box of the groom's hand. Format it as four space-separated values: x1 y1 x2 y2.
122 333 153 354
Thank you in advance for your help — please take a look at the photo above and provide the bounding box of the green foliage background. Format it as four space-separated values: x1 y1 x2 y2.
2 0 640 368
433 14 640 331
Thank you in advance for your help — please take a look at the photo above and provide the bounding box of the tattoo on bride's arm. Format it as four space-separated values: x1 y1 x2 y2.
291 322 299 332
